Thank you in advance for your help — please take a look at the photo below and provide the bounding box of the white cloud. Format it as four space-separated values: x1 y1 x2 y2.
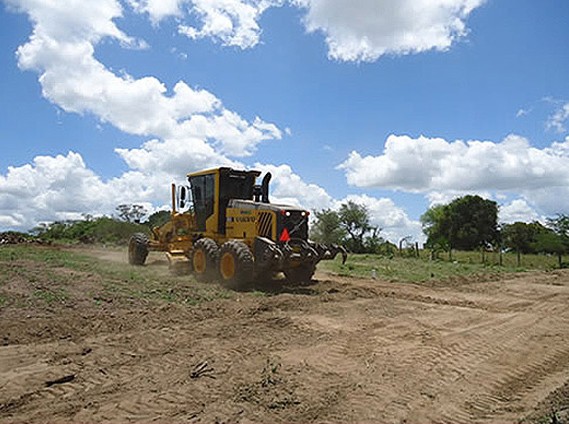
339 194 423 244
340 134 569 219
254 163 334 211
547 102 569 134
499 199 543 225
0 152 111 228
340 134 569 192
131 0 484 60
9 0 280 159
128 0 184 23
293 0 485 61
180 0 279 49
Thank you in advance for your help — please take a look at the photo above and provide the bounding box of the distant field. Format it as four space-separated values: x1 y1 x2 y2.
319 249 561 282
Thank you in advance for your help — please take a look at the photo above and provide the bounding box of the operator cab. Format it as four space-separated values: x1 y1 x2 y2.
187 167 264 234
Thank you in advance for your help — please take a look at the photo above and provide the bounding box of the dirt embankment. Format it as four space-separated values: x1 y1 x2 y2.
2 247 569 423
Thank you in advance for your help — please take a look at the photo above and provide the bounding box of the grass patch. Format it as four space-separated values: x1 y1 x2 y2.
0 244 233 309
33 288 69 304
318 250 561 282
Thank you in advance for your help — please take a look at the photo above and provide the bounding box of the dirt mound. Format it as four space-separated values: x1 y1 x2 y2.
2 246 569 423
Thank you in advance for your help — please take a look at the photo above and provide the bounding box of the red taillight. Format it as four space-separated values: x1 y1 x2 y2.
279 228 290 242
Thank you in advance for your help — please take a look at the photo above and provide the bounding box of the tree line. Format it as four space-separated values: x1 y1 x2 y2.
23 198 569 267
31 205 170 244
311 195 569 267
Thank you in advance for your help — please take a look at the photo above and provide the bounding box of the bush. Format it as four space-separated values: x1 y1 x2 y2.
32 217 148 245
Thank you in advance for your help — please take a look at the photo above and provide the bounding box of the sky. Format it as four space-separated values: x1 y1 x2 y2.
1 0 568 244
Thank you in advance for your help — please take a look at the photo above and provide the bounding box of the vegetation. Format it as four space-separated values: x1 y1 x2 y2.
319 249 560 283
7 198 569 274
29 206 171 245
0 245 233 310
32 216 148 245
311 195 569 269
421 195 499 255
311 201 393 254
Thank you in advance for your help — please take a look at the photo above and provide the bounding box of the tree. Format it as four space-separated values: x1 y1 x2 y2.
544 214 569 267
534 231 566 268
421 195 499 255
338 201 378 253
311 209 346 245
421 204 450 254
547 214 569 238
311 201 382 254
502 220 548 249
116 204 147 223
447 195 499 251
146 210 171 229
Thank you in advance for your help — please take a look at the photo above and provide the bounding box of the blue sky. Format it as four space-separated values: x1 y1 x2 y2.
1 0 569 243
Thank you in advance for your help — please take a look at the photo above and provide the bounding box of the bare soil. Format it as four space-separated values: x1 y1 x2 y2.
2 247 569 423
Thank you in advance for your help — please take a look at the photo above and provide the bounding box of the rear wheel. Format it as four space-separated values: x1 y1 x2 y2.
128 233 149 265
192 238 219 282
285 264 315 284
219 240 254 288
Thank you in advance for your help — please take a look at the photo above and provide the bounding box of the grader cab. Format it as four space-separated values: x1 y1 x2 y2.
128 167 346 286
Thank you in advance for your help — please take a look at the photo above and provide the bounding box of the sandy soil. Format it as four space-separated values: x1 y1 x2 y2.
2 247 569 423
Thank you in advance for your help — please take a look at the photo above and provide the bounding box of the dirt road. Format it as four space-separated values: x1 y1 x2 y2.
1 248 569 423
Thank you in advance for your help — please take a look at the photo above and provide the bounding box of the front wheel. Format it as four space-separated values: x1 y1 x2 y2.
218 240 254 289
192 238 219 282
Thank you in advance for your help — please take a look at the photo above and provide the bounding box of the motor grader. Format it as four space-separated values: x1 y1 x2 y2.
128 167 346 286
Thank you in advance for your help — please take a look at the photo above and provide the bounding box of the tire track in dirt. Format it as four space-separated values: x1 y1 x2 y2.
3 261 569 423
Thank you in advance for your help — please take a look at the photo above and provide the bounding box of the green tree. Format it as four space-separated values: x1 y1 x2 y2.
311 201 382 253
145 210 171 229
544 214 569 267
534 231 566 268
338 201 378 253
447 195 499 251
311 209 346 245
421 204 450 254
421 195 499 257
501 222 547 266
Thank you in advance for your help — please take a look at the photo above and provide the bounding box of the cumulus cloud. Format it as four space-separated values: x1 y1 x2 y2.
0 0 491 240
0 152 112 228
547 102 569 134
130 0 485 60
499 199 543 225
340 134 569 192
339 194 424 243
341 134 569 219
293 0 485 61
127 0 184 23
254 163 334 211
178 0 280 49
8 0 280 159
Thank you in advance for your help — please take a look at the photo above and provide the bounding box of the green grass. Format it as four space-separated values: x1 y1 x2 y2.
33 288 69 304
0 244 233 309
318 250 562 283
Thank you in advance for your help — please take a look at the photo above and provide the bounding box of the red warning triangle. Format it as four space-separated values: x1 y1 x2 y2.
279 228 290 242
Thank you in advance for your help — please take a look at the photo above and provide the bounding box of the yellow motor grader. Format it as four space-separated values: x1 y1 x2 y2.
128 167 346 286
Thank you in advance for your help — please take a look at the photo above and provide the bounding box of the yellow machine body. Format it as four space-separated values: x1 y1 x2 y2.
128 167 346 284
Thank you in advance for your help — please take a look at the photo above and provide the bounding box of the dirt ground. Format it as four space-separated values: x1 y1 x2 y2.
2 248 569 423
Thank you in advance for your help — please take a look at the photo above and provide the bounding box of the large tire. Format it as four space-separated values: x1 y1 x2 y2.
218 240 254 288
285 264 316 284
128 233 149 265
192 238 219 282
